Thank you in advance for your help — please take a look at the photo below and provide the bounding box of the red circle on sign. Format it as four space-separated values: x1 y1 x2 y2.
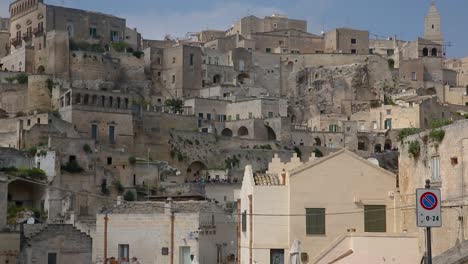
420 192 438 210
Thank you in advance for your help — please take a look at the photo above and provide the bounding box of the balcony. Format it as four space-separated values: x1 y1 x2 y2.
22 33 32 42
10 38 22 47
33 27 44 37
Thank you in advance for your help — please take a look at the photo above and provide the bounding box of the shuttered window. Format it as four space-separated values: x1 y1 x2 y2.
241 210 247 232
364 205 386 232
306 208 325 235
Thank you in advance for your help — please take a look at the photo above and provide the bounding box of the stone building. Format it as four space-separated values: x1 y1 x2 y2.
226 14 307 37
19 224 92 264
248 29 324 54
324 28 370 55
93 199 237 264
0 17 10 60
398 119 468 257
238 150 417 264
424 2 443 45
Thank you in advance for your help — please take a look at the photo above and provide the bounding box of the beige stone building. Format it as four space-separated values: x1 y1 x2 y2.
0 18 9 60
398 119 468 258
324 28 369 55
93 199 236 264
248 29 323 54
226 14 307 37
238 150 417 264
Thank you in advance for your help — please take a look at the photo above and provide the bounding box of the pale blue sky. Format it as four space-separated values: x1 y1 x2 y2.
1 0 467 57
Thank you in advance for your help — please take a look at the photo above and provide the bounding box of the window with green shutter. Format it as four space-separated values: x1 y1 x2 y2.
241 210 247 232
364 205 386 232
306 208 325 235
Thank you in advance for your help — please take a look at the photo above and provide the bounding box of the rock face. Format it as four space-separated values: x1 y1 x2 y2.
290 56 395 119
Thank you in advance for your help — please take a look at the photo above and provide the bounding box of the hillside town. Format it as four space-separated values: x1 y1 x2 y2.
0 0 468 263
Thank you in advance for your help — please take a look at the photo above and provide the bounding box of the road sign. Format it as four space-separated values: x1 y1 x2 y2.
416 188 441 227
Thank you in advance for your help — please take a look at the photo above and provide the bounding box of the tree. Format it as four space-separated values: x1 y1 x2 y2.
164 99 184 113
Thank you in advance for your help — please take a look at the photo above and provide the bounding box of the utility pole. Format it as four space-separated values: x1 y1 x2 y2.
425 179 432 264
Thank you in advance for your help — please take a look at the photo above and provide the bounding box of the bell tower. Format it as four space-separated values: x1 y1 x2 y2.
424 1 443 44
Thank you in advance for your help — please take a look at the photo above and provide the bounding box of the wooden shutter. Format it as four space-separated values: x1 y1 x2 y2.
306 208 325 235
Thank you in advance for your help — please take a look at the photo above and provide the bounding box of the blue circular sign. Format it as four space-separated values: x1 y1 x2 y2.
420 192 438 210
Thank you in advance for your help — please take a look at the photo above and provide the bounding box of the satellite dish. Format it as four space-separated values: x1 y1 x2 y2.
27 217 35 224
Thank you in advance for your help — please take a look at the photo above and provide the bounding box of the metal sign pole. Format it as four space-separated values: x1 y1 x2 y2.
425 179 432 264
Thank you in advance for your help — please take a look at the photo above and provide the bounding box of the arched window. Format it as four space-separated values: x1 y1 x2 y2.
422 48 429 57
431 48 438 57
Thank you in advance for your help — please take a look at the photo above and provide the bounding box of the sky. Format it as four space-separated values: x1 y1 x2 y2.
1 0 467 58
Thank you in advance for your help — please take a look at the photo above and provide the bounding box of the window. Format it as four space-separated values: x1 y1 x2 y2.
91 124 98 139
66 22 74 38
110 30 119 42
387 49 394 56
372 121 378 130
108 126 115 144
369 49 374 54
384 119 392 129
351 49 357 54
241 210 247 232
47 252 58 264
189 53 194 65
248 112 252 119
306 208 325 235
107 157 112 165
89 27 97 37
451 157 458 165
206 113 211 120
268 112 274 118
265 48 272 53
364 205 386 232
118 244 129 261
273 23 278 28
351 38 357 44
198 113 203 119
386 109 392 115
359 122 365 131
411 72 417 81
329 124 338 132
431 156 440 181
172 75 175 84
37 118 40 124
172 57 176 63
236 114 240 120
279 40 284 46
27 119 31 126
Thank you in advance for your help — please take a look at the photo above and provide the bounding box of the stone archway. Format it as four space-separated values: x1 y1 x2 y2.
36 65 45 74
186 161 207 180
357 136 369 151
237 73 250 85
265 125 277 141
221 128 233 137
237 126 249 137
374 144 382 153
431 48 438 57
423 47 429 57
384 139 392 150
314 137 322 146
213 74 221 84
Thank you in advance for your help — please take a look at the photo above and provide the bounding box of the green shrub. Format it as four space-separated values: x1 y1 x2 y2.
7 167 47 181
111 42 128 52
113 180 125 194
4 76 15 84
70 41 105 53
133 51 144 58
16 73 28 84
164 99 184 113
430 119 453 129
61 160 84 173
408 141 421 158
123 191 135 201
83 144 93 154
25 146 37 156
293 146 302 158
429 129 445 142
398 128 421 141
313 148 324 157
128 156 137 165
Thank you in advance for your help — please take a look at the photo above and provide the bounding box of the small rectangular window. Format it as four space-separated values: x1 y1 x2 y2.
351 49 357 54
118 244 129 261
241 211 247 232
189 53 194 65
351 38 357 44
236 114 240 120
198 113 203 119
265 48 272 53
172 75 175 84
207 113 211 120
306 208 325 235
91 124 98 139
364 205 386 232
89 27 97 37
411 72 417 81
107 157 112 165
268 112 274 118
387 49 395 56
108 126 115 144
248 112 252 119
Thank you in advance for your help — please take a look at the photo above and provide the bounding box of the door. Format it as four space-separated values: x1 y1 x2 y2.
179 246 191 264
270 249 284 264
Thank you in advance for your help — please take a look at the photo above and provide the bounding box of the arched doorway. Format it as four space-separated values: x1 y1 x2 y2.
422 48 429 57
36 65 45 74
384 139 392 150
237 126 249 137
290 115 297 124
265 125 277 141
314 137 321 146
431 48 438 57
186 161 207 180
221 128 233 137
237 73 250 85
213 74 221 84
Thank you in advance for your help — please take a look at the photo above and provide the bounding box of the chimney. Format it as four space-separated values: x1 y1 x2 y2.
165 197 173 215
